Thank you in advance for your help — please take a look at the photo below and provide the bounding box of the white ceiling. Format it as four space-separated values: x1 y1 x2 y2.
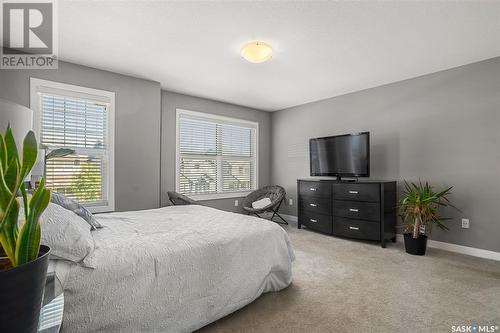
59 1 500 111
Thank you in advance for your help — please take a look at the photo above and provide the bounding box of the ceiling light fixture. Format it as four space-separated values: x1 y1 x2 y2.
240 41 273 64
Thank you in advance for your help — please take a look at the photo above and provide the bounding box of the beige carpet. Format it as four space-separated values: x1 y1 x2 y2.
198 223 500 333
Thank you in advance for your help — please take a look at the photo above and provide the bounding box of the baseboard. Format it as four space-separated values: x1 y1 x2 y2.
280 213 297 225
396 234 500 261
281 214 298 223
285 214 499 261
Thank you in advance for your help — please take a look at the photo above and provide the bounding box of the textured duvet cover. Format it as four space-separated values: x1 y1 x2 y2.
54 205 294 332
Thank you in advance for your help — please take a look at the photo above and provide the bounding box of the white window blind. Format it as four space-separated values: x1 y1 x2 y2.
177 110 258 198
31 78 115 212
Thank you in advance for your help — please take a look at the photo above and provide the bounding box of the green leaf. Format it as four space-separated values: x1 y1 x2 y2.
4 127 19 167
19 131 38 182
0 157 14 215
16 219 42 265
0 199 19 266
435 186 453 198
45 148 75 160
3 157 19 193
29 223 41 260
17 179 51 264
0 133 7 172
29 177 44 210
27 187 50 260
0 233 14 266
15 220 30 265
20 183 29 223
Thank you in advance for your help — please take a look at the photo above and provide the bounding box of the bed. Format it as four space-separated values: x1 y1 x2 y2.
50 204 295 332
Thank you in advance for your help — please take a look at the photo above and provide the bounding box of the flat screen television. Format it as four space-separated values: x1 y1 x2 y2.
309 132 370 178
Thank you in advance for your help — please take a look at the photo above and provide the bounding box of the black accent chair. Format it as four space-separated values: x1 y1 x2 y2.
243 185 287 224
167 191 199 206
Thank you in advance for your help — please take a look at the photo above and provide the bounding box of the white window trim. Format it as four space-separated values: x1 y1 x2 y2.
175 108 259 201
30 78 115 213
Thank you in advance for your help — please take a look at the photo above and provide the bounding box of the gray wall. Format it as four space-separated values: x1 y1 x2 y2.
0 61 162 212
161 91 272 212
3 57 498 252
272 57 500 252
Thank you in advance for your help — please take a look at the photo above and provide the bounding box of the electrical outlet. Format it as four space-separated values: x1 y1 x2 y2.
461 218 470 229
234 200 239 207
289 198 293 206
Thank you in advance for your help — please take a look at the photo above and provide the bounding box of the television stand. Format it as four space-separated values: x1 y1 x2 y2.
297 179 397 248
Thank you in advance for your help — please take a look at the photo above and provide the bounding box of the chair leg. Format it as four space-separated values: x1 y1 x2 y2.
271 210 288 225
270 200 288 225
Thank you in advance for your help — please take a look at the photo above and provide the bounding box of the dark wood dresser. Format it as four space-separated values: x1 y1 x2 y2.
297 179 397 247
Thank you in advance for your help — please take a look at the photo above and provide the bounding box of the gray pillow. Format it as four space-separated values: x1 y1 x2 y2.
50 192 102 230
19 203 95 264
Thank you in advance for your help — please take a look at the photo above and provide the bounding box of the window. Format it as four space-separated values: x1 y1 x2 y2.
176 109 258 200
30 78 115 213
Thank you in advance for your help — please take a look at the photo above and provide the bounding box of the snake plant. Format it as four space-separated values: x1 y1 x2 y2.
399 180 458 239
0 127 51 268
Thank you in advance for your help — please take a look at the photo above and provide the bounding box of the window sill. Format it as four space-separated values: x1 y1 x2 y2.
187 192 251 201
86 204 115 214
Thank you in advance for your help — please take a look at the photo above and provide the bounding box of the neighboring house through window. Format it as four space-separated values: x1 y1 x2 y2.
30 78 115 213
176 109 258 200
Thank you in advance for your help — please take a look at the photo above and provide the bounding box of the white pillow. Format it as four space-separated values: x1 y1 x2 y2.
252 197 272 209
19 202 95 264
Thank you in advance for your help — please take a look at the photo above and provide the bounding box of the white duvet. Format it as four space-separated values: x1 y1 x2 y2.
53 205 294 333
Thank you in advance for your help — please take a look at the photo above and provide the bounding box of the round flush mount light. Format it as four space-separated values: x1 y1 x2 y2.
240 41 273 63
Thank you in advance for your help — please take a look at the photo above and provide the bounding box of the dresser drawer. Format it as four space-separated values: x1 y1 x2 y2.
300 197 331 215
333 201 380 222
300 212 332 234
333 183 380 202
333 217 380 241
299 181 331 198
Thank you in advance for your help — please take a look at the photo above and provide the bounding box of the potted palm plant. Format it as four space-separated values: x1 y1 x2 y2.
398 180 458 256
0 127 52 333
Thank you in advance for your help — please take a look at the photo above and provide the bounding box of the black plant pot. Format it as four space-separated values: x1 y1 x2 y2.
0 245 50 333
404 233 428 255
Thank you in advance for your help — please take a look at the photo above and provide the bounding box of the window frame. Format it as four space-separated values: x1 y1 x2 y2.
30 78 115 213
175 108 259 201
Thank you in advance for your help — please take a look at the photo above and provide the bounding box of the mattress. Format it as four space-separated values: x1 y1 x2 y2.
53 205 294 332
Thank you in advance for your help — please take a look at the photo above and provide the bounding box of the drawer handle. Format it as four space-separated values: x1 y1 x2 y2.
309 203 317 207
309 188 317 191
349 208 359 212
349 190 359 194
310 219 318 223
349 226 359 230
